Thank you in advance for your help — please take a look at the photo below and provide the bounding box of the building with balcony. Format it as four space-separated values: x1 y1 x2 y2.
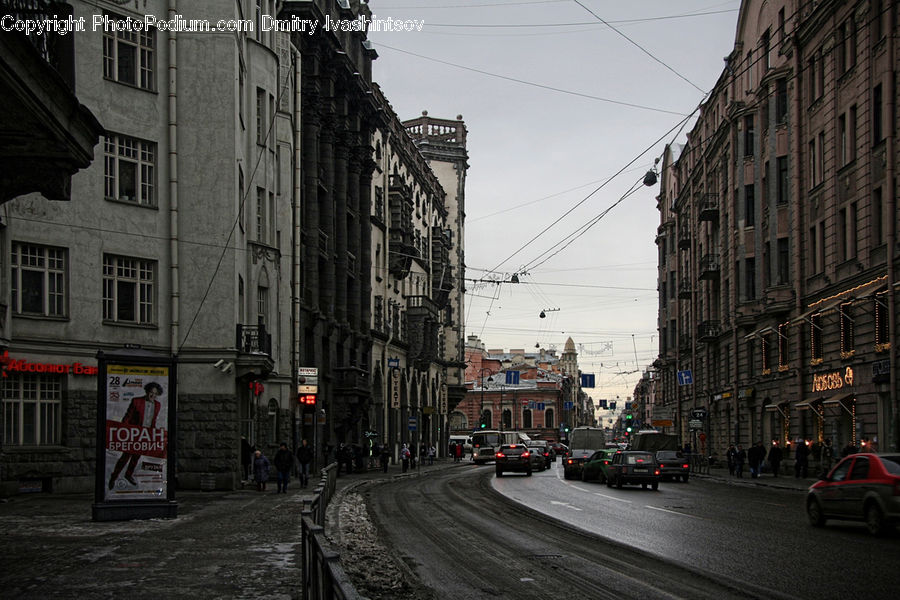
655 0 899 461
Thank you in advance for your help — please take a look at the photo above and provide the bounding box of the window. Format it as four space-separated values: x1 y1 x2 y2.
872 188 884 246
848 202 858 259
545 409 554 429
872 0 885 45
104 134 156 206
746 49 753 89
2 374 62 446
840 303 854 354
775 79 788 123
760 29 770 71
778 323 789 369
257 285 269 326
256 187 266 243
744 257 756 300
809 226 817 273
744 184 755 227
523 409 533 429
838 114 847 166
873 84 883 143
102 254 156 324
837 17 856 74
808 139 815 188
778 8 785 44
776 157 788 204
11 242 66 317
102 14 154 90
777 238 789 284
817 222 825 272
817 132 825 186
838 208 847 262
810 315 823 361
848 105 857 162
744 115 754 156
256 87 266 145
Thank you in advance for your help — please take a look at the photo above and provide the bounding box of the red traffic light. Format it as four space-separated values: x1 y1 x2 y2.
298 394 317 406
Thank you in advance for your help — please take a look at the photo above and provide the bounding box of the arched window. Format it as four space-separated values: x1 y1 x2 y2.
502 409 512 429
450 411 467 430
545 409 555 429
523 409 533 429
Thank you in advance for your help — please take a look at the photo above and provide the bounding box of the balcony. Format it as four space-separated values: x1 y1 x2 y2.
698 253 720 280
698 194 719 221
235 322 274 378
677 224 691 249
407 295 439 319
678 276 693 299
698 320 721 341
334 366 370 398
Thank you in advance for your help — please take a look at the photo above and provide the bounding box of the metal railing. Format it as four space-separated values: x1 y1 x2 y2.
300 463 367 600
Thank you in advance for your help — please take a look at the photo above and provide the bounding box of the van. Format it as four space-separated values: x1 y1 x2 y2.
563 426 606 479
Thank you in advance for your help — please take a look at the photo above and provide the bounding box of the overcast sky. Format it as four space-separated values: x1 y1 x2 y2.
367 0 742 404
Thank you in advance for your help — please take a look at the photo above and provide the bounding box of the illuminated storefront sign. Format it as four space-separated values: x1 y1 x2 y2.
1 354 98 377
811 367 854 393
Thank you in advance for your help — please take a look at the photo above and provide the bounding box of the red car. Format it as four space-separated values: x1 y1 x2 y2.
806 452 900 536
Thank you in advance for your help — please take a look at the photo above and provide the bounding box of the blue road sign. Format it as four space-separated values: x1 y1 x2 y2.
408 417 417 431
564 401 574 410
580 373 595 388
677 370 694 385
506 371 520 385
388 358 400 368
538 402 545 411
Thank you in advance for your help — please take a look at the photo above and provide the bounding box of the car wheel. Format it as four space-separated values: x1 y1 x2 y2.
526 469 532 476
605 477 613 488
652 481 659 491
616 477 623 489
865 502 887 536
806 498 826 527
581 469 588 482
495 468 503 477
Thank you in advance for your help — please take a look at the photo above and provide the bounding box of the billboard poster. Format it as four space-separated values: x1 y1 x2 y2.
104 364 170 501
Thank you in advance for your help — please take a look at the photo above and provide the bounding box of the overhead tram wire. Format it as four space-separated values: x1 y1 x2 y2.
424 8 740 29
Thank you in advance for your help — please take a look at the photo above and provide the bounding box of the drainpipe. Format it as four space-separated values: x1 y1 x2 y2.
292 46 302 450
791 27 804 449
886 34 897 451
168 0 179 355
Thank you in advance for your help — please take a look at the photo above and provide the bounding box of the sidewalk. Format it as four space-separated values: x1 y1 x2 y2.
693 465 820 492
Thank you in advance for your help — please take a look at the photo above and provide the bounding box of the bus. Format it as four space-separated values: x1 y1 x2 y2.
471 430 531 464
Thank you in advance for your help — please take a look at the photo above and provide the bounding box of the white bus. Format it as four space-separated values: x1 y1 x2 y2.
471 430 531 464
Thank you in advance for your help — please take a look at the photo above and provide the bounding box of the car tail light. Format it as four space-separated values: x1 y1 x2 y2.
654 469 660 475
682 464 690 469
495 451 505 458
566 458 573 465
522 451 530 457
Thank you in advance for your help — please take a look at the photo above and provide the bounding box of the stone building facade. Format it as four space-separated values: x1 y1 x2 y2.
655 0 899 462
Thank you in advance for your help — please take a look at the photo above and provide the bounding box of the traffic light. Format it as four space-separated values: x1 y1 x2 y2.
298 394 317 406
625 413 633 420
563 425 570 433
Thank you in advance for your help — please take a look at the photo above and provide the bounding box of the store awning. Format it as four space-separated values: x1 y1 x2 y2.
765 403 788 418
792 277 888 326
795 399 820 411
822 393 855 417
791 296 846 326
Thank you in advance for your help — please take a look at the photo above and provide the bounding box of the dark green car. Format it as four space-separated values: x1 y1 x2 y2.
581 449 619 482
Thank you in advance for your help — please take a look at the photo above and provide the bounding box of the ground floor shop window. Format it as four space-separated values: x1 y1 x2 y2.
2 374 62 446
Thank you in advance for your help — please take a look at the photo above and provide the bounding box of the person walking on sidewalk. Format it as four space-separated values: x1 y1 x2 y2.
747 441 765 478
400 443 411 473
428 445 436 466
273 442 293 494
253 449 270 492
380 442 391 473
820 438 834 476
726 444 737 476
296 439 313 488
767 441 783 477
734 445 746 478
794 439 809 478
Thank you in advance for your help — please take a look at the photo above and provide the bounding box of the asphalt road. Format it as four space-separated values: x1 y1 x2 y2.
363 463 900 599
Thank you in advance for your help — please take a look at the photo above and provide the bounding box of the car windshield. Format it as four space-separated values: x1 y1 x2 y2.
626 454 653 464
879 455 900 474
657 451 682 460
473 433 501 447
528 441 547 448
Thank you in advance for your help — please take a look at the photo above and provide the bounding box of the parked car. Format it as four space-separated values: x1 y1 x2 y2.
656 450 690 482
581 448 618 483
550 442 568 458
527 440 553 468
806 453 900 536
495 444 535 477
606 451 661 490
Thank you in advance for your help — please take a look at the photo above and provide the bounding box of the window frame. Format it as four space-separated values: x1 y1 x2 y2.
102 13 155 90
11 242 67 317
104 133 156 206
102 254 157 325
2 373 62 446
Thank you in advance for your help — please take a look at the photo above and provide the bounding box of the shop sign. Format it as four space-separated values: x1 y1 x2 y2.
1 354 98 377
811 367 854 393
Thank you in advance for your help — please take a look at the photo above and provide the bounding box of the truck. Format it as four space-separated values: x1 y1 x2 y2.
562 426 606 479
630 430 679 453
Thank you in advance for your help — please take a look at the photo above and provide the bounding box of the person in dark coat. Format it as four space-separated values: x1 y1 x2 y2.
794 439 809 478
747 441 765 478
734 445 746 478
273 442 294 493
253 450 270 492
241 436 253 481
767 441 783 477
380 442 390 473
726 444 737 476
400 443 410 473
296 439 313 488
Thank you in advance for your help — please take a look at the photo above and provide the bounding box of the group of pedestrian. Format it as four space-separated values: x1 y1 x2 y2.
243 438 315 493
449 441 464 462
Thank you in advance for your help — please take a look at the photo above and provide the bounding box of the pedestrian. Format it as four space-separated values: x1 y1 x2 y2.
400 443 411 473
454 441 463 463
794 439 809 478
380 442 390 473
296 438 313 488
726 444 736 476
368 439 377 469
409 444 417 470
747 441 765 478
428 445 436 466
820 438 834 476
252 449 270 492
273 442 293 493
767 441 783 477
241 436 253 482
734 445 746 478
449 441 458 462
